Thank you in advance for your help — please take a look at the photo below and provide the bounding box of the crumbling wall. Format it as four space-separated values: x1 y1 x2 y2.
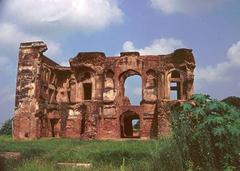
13 41 195 140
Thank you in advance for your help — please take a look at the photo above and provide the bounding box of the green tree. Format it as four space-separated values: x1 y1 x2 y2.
171 94 240 170
0 119 12 135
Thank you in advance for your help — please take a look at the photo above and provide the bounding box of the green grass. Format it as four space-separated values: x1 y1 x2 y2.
0 135 182 171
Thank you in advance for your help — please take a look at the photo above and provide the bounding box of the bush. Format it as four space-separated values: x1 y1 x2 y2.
0 118 12 135
171 94 240 170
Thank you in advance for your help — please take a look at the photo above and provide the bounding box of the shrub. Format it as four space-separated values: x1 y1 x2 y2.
171 94 240 170
0 118 12 135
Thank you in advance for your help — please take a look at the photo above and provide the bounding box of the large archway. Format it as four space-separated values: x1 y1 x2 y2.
120 111 140 138
119 70 142 105
124 75 142 105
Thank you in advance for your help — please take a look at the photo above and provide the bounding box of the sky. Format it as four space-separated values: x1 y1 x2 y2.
0 0 240 125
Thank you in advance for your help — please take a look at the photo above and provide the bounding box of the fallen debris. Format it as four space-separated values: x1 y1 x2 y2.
0 152 21 160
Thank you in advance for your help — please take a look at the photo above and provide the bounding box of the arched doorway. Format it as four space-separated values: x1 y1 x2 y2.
120 111 140 138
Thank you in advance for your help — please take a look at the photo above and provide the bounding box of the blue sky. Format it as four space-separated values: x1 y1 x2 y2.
0 0 240 125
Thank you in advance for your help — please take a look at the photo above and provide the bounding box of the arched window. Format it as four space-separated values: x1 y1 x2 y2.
124 75 142 105
83 83 92 100
82 72 92 100
77 66 96 101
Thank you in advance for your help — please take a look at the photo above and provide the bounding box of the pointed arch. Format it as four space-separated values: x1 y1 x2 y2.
119 69 142 105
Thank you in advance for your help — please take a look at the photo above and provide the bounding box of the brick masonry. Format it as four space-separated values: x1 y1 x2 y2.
13 41 195 140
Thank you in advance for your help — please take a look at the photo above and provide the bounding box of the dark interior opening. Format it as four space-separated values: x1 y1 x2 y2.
50 119 59 137
83 83 92 100
171 70 180 78
121 113 140 138
24 133 29 138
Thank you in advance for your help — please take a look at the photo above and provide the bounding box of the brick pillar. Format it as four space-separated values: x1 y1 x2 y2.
13 41 47 140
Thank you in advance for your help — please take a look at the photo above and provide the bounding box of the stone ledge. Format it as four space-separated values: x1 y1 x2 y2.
57 162 92 168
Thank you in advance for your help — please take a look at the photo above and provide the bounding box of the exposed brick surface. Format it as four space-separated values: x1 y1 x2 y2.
13 41 195 140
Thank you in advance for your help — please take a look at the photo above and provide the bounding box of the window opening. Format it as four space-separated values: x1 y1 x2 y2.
170 82 180 100
83 83 92 100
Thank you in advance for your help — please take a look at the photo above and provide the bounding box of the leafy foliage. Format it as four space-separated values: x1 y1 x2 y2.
171 94 240 170
0 118 12 135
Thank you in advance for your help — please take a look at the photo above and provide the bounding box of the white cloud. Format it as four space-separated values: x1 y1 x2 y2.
123 41 135 51
4 0 123 31
0 23 39 48
0 22 65 125
0 23 61 59
60 61 70 67
0 22 63 125
123 38 185 55
196 41 240 83
195 41 240 98
227 41 240 65
196 62 231 83
151 0 228 14
133 87 142 96
44 41 62 58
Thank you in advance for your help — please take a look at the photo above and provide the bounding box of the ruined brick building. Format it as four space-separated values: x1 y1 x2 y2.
13 41 195 140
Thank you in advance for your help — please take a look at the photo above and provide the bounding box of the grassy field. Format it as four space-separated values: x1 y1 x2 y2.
0 135 182 171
